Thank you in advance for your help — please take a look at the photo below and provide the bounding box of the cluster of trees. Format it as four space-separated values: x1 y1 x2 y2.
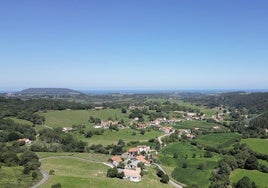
0 97 91 124
0 119 36 142
209 143 268 187
84 129 104 138
106 167 124 179
88 139 126 155
38 128 86 152
183 92 268 114
156 169 169 183
0 142 40 176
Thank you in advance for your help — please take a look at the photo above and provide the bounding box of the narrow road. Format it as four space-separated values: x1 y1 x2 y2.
152 163 184 188
157 130 175 148
156 131 186 188
31 169 49 188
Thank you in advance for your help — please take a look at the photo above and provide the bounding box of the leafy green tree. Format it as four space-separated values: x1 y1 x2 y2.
106 167 119 178
245 156 258 170
32 171 38 179
234 176 257 188
51 183 62 188
160 174 169 183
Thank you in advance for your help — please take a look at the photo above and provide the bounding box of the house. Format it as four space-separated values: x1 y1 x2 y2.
160 126 173 134
94 106 104 110
62 127 73 132
137 145 150 153
178 129 195 139
123 167 141 182
18 138 32 144
128 147 139 156
101 120 118 128
108 156 122 167
135 155 150 166
136 123 147 129
213 126 221 131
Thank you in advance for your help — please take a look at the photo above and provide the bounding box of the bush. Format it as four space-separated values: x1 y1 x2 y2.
51 183 61 188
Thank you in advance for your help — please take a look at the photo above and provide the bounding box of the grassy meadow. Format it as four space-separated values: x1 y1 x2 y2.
174 120 223 131
241 138 268 155
40 157 172 188
230 169 268 188
194 132 241 148
78 128 163 146
159 141 219 187
40 109 130 128
0 166 42 188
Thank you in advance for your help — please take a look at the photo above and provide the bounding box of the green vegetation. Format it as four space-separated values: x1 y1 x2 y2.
41 109 130 128
159 142 219 187
241 138 268 155
230 169 268 188
195 132 241 148
40 157 172 188
80 128 162 146
0 166 42 188
174 120 222 130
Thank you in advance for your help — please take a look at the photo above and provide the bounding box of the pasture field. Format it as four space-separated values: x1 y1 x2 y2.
159 142 220 187
0 166 42 188
174 120 223 130
241 138 268 155
6 117 33 126
194 132 241 148
148 98 217 117
40 157 172 188
78 128 163 146
36 152 111 162
230 169 268 188
40 109 130 128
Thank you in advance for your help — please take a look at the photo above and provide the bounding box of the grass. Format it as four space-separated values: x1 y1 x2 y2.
230 169 268 188
159 141 220 188
195 132 241 148
0 166 42 188
40 109 130 128
40 157 172 188
241 138 268 155
36 152 111 162
174 120 223 130
78 128 163 146
6 117 33 126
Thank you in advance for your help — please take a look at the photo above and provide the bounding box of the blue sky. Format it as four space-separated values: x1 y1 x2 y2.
0 0 268 91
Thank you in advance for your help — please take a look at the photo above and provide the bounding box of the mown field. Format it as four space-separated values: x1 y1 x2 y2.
40 157 172 188
37 152 111 162
241 138 268 155
159 141 220 188
230 169 268 188
0 166 42 188
174 120 223 131
40 109 130 128
194 132 241 148
77 128 163 146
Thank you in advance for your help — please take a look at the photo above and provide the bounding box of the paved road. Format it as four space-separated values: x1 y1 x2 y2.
157 130 175 147
152 163 183 188
31 169 49 188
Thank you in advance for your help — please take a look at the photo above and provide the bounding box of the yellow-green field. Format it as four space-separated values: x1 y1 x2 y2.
77 128 163 146
241 138 268 155
0 166 42 188
40 109 130 128
230 169 268 188
40 157 172 188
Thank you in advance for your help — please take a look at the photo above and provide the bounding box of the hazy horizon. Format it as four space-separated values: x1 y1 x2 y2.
1 0 268 90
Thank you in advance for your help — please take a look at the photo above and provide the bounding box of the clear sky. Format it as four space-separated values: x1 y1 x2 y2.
0 0 268 91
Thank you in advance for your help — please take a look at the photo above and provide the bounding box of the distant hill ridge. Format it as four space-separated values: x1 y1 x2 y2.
18 88 83 95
